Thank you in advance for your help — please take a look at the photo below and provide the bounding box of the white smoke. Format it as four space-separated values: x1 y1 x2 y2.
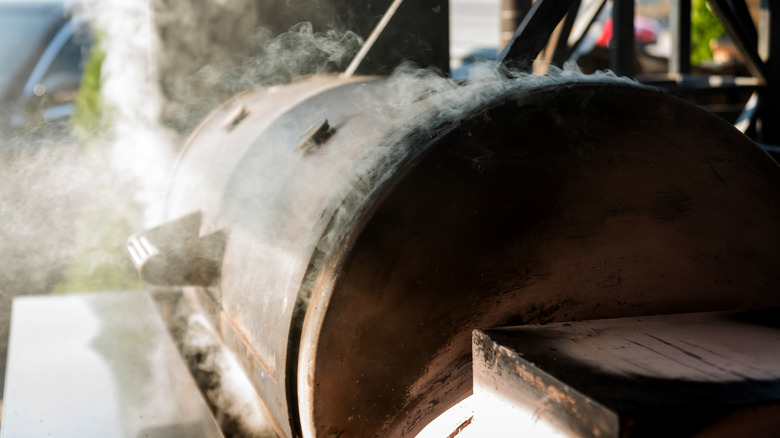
0 0 178 397
198 22 363 95
78 0 177 226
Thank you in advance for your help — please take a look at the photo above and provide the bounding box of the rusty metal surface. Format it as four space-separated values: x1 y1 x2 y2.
165 75 374 228
169 74 409 436
473 329 618 438
217 79 401 437
1 291 222 438
163 75 780 437
473 308 780 437
304 84 780 437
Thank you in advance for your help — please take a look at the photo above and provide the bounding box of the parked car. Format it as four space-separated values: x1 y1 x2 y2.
0 1 92 138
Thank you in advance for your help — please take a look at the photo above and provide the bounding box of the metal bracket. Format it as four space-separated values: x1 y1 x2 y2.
127 211 226 286
497 0 579 72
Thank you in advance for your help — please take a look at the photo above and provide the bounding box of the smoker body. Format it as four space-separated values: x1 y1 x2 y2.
135 74 780 437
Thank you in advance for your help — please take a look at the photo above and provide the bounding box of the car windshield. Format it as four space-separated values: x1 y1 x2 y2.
0 7 61 95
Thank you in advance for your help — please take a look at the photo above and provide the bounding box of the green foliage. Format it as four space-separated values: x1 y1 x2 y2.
53 31 143 293
691 0 726 64
52 200 141 294
71 32 110 140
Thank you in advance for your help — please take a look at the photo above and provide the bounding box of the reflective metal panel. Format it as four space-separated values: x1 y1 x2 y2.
1 291 222 438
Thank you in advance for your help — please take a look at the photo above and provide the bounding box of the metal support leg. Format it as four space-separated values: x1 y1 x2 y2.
497 0 580 72
670 0 691 75
759 0 780 143
552 0 583 66
611 0 635 76
568 0 607 59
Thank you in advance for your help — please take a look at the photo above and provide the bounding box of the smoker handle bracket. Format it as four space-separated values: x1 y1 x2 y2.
127 211 226 286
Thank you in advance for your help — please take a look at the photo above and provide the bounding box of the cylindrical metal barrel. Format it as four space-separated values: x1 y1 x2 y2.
161 73 780 437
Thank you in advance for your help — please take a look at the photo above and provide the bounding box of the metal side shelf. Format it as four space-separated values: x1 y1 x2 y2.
0 291 222 438
473 308 780 437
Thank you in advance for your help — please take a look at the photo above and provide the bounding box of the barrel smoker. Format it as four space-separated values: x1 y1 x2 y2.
140 71 780 437
4 1 780 437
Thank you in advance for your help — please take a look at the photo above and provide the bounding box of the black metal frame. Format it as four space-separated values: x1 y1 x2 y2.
497 0 779 146
496 0 577 70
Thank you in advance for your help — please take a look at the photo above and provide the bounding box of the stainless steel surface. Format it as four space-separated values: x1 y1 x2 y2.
0 291 222 438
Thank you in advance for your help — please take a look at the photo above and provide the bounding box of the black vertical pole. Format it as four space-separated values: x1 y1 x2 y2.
611 0 635 76
759 0 780 143
669 0 691 75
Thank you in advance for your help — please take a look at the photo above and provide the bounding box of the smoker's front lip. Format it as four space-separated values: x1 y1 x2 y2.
1 290 223 438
